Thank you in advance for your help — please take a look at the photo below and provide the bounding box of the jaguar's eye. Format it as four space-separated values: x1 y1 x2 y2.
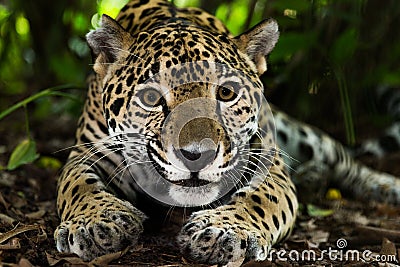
139 88 162 108
217 85 237 102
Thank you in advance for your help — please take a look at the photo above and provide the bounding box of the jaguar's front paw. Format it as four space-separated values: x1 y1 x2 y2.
177 209 270 265
55 196 146 261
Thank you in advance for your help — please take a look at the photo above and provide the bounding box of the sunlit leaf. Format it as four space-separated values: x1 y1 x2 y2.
215 3 229 23
307 204 333 217
0 5 10 21
97 0 129 18
36 156 62 170
174 0 200 7
15 15 30 36
92 0 129 28
37 156 62 170
7 139 39 170
284 9 297 19
215 0 248 35
230 1 248 34
72 12 89 33
91 13 102 29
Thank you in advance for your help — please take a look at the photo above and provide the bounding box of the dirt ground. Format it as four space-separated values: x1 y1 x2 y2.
0 110 400 267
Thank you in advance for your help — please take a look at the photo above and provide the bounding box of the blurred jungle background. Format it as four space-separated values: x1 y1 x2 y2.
1 0 400 167
0 0 399 266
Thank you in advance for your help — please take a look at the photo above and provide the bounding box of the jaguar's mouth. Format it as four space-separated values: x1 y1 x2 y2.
171 172 211 187
148 148 211 187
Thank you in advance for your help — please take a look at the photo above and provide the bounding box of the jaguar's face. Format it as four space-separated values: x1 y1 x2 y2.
131 63 263 206
87 15 279 206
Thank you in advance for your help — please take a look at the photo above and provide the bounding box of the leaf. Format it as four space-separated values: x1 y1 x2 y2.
36 156 62 170
329 28 358 65
215 1 248 35
270 32 317 63
380 238 397 257
46 252 88 266
97 0 130 19
271 0 310 13
89 248 128 266
7 139 39 170
382 70 400 86
0 224 41 244
307 204 333 217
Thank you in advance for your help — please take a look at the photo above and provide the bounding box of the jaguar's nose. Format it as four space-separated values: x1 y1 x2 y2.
177 148 216 171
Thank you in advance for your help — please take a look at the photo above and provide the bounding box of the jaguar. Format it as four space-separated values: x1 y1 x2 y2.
54 0 400 264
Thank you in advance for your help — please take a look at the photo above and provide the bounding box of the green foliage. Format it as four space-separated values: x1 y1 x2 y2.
173 0 200 8
15 15 30 36
98 0 130 18
334 68 355 145
0 85 80 121
7 139 39 170
36 156 62 170
307 204 334 217
329 28 358 65
0 85 81 170
215 1 248 35
328 27 359 145
1 0 399 171
0 5 31 94
270 32 318 64
92 0 130 28
259 0 400 143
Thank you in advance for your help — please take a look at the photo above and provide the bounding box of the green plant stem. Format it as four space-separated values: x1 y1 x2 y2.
334 67 356 146
0 84 81 121
24 105 31 140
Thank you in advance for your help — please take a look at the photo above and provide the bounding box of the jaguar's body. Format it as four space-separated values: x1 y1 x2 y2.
55 0 400 264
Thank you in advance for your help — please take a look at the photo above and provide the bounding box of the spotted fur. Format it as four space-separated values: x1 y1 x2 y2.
54 0 400 264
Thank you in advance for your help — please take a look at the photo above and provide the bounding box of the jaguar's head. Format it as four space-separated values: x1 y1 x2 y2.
86 15 278 206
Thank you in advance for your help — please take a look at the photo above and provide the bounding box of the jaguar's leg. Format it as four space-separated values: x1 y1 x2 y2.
55 160 146 260
178 153 298 265
54 75 147 261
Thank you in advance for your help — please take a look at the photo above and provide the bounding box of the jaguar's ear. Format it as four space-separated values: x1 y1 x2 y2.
233 19 279 75
86 14 133 80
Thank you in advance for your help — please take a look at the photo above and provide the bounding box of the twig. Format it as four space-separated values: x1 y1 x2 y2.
0 224 42 244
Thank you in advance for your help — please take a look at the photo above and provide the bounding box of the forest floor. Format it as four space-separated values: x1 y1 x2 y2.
0 109 400 266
